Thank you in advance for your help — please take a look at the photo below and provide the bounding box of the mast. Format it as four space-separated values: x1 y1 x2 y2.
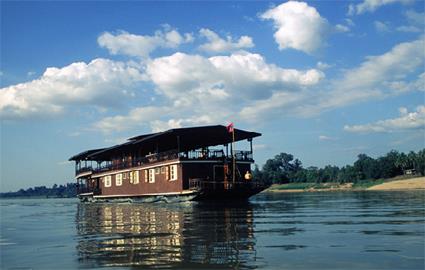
232 128 236 184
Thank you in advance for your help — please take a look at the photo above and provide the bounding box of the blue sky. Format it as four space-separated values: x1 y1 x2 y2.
1 0 424 192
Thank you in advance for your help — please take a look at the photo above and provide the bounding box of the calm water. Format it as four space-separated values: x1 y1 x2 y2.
0 191 424 269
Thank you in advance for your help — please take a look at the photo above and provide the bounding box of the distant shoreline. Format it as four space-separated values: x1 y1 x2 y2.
265 176 425 193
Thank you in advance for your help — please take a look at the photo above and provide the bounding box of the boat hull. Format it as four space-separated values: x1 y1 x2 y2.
77 182 269 203
192 185 268 201
78 190 198 203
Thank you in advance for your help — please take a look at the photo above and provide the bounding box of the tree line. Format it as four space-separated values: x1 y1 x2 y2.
253 149 425 184
0 183 77 198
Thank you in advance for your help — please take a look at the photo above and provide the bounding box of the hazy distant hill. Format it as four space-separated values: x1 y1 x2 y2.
0 183 77 198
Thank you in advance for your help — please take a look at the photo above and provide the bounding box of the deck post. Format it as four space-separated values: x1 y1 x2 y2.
249 138 253 154
177 135 180 153
232 129 235 184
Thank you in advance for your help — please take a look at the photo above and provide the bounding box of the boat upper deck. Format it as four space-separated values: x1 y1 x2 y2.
70 125 260 178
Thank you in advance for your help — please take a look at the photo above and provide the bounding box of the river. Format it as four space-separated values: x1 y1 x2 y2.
1 191 424 269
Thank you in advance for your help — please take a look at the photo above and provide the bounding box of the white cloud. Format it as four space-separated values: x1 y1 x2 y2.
150 116 215 132
260 1 331 54
396 10 424 33
27 71 36 77
374 21 391 32
303 38 424 115
319 135 337 141
239 91 306 122
335 24 350 33
98 28 193 58
146 51 323 102
338 38 424 91
344 106 425 133
385 72 425 93
348 0 412 15
398 107 408 115
0 59 145 119
94 51 324 133
316 61 332 70
345 18 355 27
396 25 421 32
198 28 254 53
93 106 168 133
404 9 424 25
239 38 424 121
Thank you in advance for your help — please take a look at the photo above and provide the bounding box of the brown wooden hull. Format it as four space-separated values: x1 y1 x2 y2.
192 184 269 201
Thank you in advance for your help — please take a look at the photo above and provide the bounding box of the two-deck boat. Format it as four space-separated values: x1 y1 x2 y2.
69 125 268 202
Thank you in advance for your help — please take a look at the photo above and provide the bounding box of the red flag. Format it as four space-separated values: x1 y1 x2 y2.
226 122 234 133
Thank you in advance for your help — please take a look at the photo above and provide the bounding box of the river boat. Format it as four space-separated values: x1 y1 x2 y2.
69 125 268 202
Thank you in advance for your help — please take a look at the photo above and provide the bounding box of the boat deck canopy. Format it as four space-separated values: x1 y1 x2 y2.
69 125 261 161
69 148 106 161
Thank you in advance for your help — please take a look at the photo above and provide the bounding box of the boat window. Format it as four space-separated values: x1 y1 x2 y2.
155 168 160 174
149 169 155 183
135 171 140 184
116 173 122 186
161 166 166 174
144 170 148 182
170 165 178 181
130 171 139 184
165 166 170 180
104 175 112 187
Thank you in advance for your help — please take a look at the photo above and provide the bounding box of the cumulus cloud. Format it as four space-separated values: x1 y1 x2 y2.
94 51 324 132
302 37 424 115
239 91 306 122
146 51 323 102
98 27 193 58
338 38 424 92
260 1 333 54
0 59 145 119
396 10 424 33
385 72 425 93
239 37 424 121
93 106 168 133
198 28 254 53
344 106 425 133
150 115 215 132
348 0 412 15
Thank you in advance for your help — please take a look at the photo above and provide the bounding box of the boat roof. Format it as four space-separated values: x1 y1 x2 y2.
69 125 261 161
68 148 107 161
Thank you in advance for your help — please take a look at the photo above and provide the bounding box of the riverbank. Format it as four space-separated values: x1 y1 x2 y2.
266 176 425 193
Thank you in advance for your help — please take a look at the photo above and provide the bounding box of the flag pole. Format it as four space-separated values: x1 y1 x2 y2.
232 127 235 185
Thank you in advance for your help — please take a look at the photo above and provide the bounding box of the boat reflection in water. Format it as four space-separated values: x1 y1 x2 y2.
76 202 257 268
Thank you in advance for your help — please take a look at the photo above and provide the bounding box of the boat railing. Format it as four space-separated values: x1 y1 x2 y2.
90 150 179 173
179 149 225 160
76 149 253 175
76 166 93 175
234 150 253 161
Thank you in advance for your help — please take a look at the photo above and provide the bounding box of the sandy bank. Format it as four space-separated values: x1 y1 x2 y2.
265 177 425 193
266 183 353 193
367 177 425 191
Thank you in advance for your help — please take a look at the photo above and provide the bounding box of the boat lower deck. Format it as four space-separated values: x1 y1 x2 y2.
77 181 269 203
